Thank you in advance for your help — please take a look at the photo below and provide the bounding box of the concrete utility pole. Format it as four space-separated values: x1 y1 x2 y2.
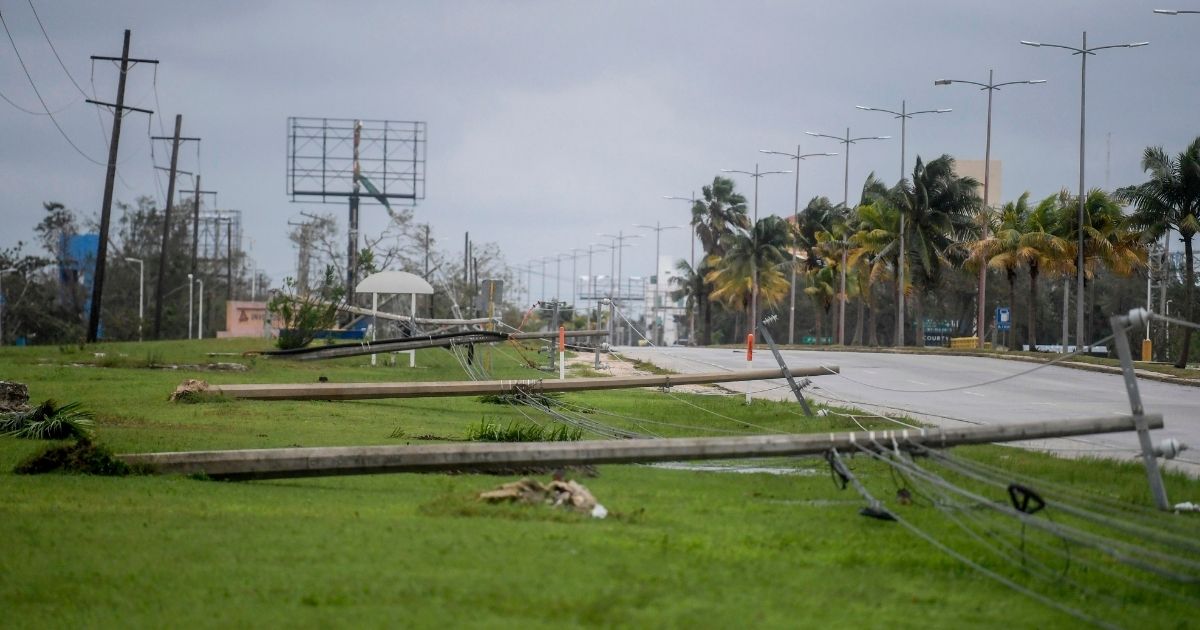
85 30 157 342
150 115 199 339
347 120 363 299
635 222 681 345
663 194 701 343
225 218 234 300
721 164 791 342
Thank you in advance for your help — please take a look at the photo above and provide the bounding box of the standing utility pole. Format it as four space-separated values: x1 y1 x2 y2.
1022 33 1147 351
85 30 156 342
347 120 363 298
936 72 1044 348
150 115 199 339
759 147 837 344
663 194 700 343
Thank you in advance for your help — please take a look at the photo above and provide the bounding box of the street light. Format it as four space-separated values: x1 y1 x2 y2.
664 194 702 342
599 231 641 300
856 105 949 347
804 130 889 345
1021 33 1148 351
0 268 15 345
186 273 195 339
935 71 1045 348
1154 8 1200 14
125 257 144 341
759 147 837 344
635 222 683 345
721 164 791 334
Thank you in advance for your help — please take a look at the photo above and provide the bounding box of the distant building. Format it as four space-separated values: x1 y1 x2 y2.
956 159 1003 208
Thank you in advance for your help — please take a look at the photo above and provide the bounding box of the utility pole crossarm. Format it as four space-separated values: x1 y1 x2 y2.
84 99 153 115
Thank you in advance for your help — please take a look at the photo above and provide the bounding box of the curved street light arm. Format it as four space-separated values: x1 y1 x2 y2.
1021 41 1085 53
805 131 845 142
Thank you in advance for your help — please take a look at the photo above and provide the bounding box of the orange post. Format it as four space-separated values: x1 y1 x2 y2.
746 333 754 361
559 326 566 352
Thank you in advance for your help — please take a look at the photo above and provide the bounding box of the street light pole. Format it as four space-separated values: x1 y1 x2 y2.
721 165 791 333
1022 33 1148 352
663 193 701 342
804 130 889 344
187 273 194 339
935 72 1045 348
196 278 204 339
635 222 682 345
855 105 949 347
760 147 837 344
125 257 144 341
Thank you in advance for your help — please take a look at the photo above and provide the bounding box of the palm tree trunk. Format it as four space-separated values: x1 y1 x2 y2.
1061 278 1069 352
852 295 865 345
1008 271 1017 350
1028 264 1039 349
814 304 823 344
896 273 904 346
868 294 879 346
914 293 925 347
1176 235 1194 368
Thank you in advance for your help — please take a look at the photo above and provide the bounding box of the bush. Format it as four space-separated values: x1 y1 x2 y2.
0 399 94 440
466 418 582 442
14 438 134 476
267 266 345 350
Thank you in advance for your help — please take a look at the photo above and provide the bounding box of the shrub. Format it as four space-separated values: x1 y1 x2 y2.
14 438 134 476
467 418 582 442
267 266 345 350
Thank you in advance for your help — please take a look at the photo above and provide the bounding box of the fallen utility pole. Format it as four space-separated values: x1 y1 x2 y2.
121 413 1159 480
261 329 609 361
200 367 834 401
338 303 493 326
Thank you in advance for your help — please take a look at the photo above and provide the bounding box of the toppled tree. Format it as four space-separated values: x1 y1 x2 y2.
266 266 345 350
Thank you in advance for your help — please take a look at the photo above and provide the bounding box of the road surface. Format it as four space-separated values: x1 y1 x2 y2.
618 345 1200 477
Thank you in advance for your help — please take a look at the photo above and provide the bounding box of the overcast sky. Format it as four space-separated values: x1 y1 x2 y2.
1 0 1195 295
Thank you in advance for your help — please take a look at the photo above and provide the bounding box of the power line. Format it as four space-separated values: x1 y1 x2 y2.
0 8 105 165
25 0 91 99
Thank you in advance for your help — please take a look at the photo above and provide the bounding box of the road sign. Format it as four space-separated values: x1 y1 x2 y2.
995 306 1011 331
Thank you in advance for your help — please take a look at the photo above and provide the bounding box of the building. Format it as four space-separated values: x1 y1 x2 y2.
956 159 1003 208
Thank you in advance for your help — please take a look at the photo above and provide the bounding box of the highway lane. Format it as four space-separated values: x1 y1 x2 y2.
617 346 1200 477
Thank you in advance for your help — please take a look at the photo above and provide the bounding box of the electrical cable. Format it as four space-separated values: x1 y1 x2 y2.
1 8 103 165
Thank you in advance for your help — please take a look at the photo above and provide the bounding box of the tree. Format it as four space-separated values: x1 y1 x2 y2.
891 155 981 345
669 258 705 343
704 216 791 334
1117 137 1200 368
690 176 748 344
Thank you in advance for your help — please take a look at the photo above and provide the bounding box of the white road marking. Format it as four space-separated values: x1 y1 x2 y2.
963 391 985 397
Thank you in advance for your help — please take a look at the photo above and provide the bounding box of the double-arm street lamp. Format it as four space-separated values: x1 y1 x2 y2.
804 131 888 345
935 71 1045 348
635 222 683 345
760 147 837 344
720 164 791 334
1021 33 1148 351
663 194 703 341
856 104 950 347
599 231 641 300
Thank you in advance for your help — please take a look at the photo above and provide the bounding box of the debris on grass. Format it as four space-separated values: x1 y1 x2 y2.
0 399 94 440
170 379 213 403
0 380 31 413
13 438 141 476
479 477 607 518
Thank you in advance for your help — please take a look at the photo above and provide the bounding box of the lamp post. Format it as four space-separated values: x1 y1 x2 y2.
187 273 194 339
803 131 889 344
1021 33 1148 352
570 247 585 309
124 257 144 341
195 277 204 339
856 105 949 347
599 231 642 301
759 147 837 344
720 164 791 334
635 222 682 345
0 268 15 345
1154 8 1200 14
935 71 1045 348
664 194 701 344
585 243 611 326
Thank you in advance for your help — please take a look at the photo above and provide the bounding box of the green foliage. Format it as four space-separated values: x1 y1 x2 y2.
0 400 94 440
466 418 582 442
267 266 345 350
13 438 133 476
477 391 562 406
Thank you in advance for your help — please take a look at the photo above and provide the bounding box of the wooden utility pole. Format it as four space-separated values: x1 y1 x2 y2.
85 30 156 342
150 115 199 339
120 414 1160 480
200 367 833 401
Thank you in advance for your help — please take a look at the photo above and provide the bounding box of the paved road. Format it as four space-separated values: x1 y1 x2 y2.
618 346 1200 477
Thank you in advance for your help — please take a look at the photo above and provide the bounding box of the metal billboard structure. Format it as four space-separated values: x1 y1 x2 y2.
286 117 427 294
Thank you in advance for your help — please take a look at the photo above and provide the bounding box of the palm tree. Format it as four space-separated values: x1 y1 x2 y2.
705 216 791 332
891 155 981 346
1117 137 1200 368
850 199 904 346
669 258 705 343
804 264 837 343
690 176 749 344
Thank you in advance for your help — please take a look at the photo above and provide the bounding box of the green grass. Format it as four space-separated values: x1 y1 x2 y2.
1 337 1198 627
